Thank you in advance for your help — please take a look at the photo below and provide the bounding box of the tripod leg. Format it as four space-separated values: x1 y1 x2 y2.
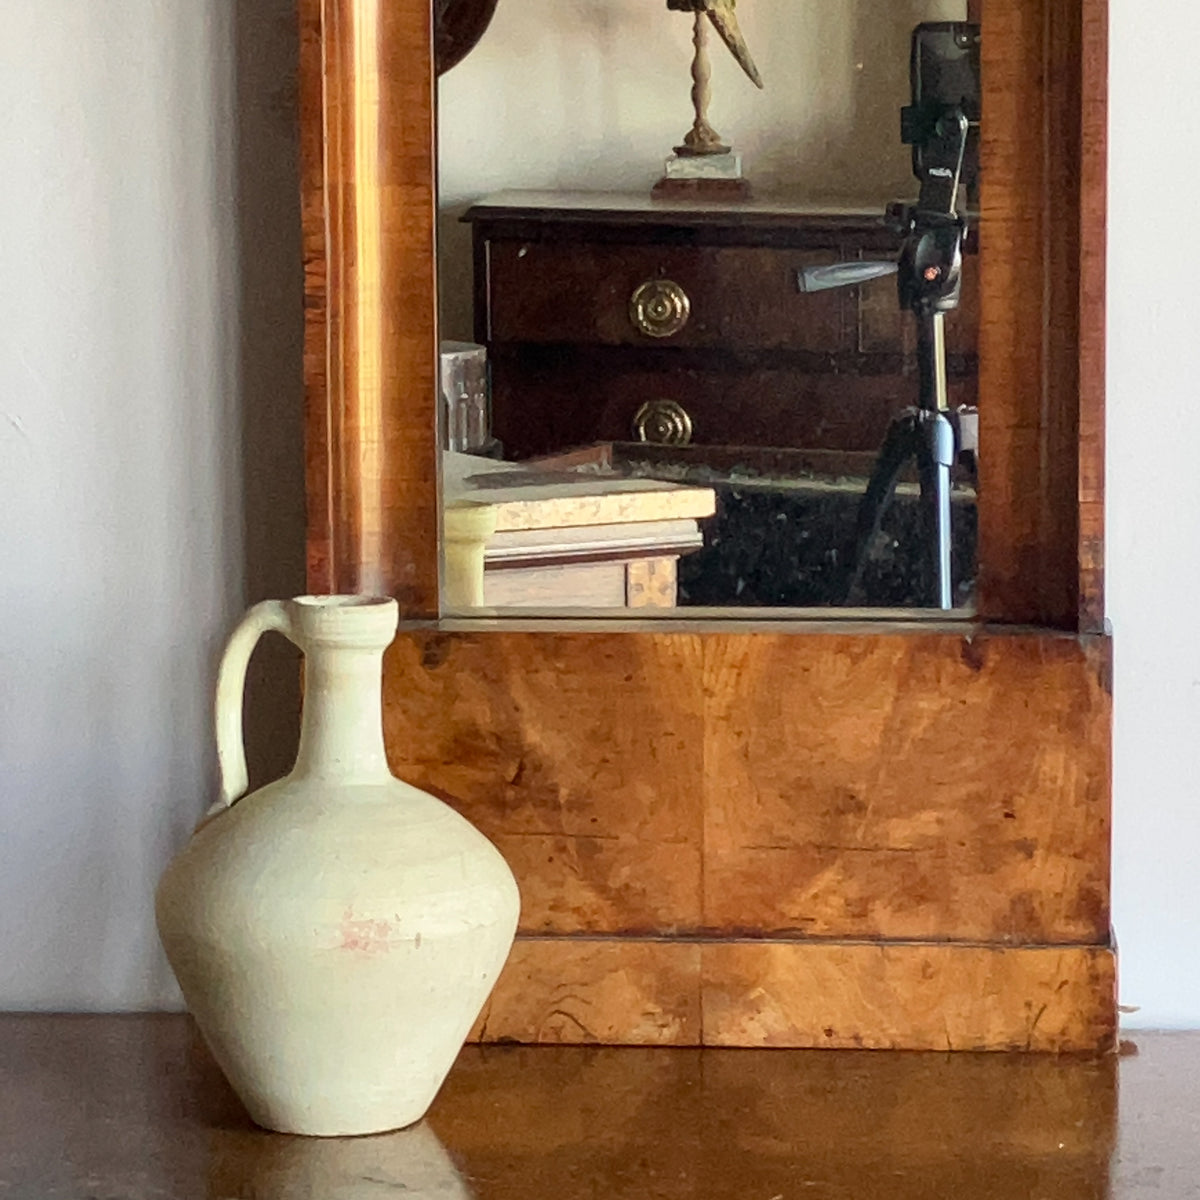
846 414 922 606
917 411 956 609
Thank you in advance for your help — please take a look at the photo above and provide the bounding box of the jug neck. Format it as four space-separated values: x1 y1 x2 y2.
292 641 393 784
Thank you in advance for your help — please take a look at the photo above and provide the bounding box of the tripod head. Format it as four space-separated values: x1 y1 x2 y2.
889 102 970 317
797 104 971 315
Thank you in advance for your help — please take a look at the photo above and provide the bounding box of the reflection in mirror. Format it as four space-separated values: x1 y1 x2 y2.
438 0 979 616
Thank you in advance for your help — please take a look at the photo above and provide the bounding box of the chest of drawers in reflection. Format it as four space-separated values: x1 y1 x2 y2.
465 191 978 463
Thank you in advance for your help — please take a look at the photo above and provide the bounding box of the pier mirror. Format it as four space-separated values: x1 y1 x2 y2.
300 0 1114 1051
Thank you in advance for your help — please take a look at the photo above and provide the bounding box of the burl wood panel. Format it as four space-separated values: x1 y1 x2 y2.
470 938 703 1046
467 937 1116 1053
299 0 439 610
700 633 1110 943
701 940 1116 1052
389 630 706 935
384 628 1111 945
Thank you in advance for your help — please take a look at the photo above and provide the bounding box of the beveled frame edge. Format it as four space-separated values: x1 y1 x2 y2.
301 0 440 609
300 0 1108 633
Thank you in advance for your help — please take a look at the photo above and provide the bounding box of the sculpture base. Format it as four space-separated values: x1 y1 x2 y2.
653 176 753 201
664 149 743 178
654 149 751 199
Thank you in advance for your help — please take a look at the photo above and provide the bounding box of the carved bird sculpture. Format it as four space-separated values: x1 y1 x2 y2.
665 0 764 159
667 0 764 90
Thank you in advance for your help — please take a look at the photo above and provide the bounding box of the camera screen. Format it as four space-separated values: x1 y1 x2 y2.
914 23 982 122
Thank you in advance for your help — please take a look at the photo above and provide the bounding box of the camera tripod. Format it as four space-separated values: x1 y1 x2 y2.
797 106 972 610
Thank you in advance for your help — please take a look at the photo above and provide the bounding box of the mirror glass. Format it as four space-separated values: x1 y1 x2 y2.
437 0 979 616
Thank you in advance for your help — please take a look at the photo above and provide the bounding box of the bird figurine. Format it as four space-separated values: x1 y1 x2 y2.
668 0 764 91
665 0 764 161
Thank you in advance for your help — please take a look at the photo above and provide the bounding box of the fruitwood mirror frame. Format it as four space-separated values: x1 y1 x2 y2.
299 0 1114 1052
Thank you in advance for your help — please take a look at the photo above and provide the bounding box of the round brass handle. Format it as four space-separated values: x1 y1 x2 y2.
633 399 694 446
629 278 691 339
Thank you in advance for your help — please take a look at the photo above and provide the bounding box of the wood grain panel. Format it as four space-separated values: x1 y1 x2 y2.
487 242 844 351
298 1 330 590
976 0 1107 627
977 0 1056 623
489 355 978 460
469 938 702 1046
384 627 1110 944
299 0 439 609
1077 0 1109 631
465 936 1115 1052
701 633 1111 943
702 940 1117 1053
384 631 706 935
435 1033 1116 1198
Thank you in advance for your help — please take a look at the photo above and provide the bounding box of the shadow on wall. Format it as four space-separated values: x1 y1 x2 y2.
439 205 476 343
234 0 306 787
841 0 953 196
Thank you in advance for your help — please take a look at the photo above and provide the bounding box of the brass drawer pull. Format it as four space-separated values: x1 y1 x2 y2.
633 399 694 446
629 279 691 339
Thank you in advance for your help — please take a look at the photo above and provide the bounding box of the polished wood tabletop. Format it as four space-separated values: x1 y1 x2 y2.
0 1016 1195 1199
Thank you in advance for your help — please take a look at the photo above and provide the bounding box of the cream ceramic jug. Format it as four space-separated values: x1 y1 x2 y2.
156 595 519 1137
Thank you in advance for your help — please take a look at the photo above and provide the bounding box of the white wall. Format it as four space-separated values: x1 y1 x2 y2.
0 1 239 1009
0 0 304 1011
0 0 1197 1026
1107 0 1200 1028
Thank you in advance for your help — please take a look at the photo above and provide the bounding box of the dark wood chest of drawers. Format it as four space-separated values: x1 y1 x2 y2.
466 190 978 462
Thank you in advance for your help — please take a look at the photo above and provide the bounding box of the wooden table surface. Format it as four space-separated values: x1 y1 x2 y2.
0 1016 1195 1199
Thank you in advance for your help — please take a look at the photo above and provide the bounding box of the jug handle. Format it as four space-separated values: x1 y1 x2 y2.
212 600 295 811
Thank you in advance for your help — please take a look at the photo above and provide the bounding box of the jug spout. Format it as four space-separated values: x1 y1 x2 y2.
289 596 398 784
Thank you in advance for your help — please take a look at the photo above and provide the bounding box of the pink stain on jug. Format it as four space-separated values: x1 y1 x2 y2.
338 908 395 954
